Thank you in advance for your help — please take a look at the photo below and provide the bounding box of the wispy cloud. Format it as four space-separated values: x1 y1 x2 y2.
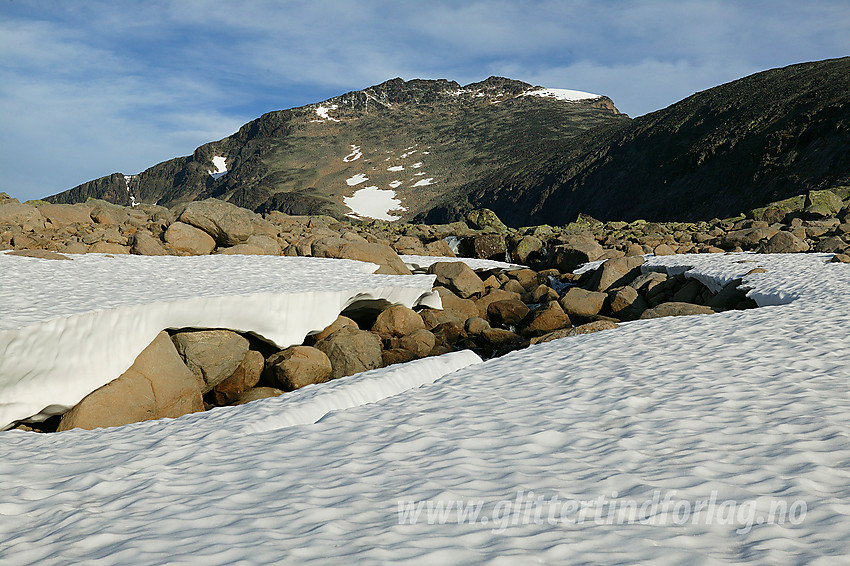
1 0 848 200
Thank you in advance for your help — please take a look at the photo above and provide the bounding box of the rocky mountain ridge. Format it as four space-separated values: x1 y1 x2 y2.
45 77 623 221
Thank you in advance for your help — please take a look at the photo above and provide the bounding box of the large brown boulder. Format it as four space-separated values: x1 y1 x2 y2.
474 289 523 318
399 329 437 357
211 350 264 405
171 329 250 392
372 305 426 336
308 315 359 343
0 202 45 230
315 326 383 379
522 301 570 336
552 239 604 272
587 256 645 292
164 221 216 255
559 288 606 318
434 287 480 320
429 261 485 298
608 286 649 320
758 231 810 253
37 203 93 227
58 332 203 431
179 199 256 246
640 303 715 319
487 299 530 325
323 240 412 275
131 231 169 256
265 346 333 390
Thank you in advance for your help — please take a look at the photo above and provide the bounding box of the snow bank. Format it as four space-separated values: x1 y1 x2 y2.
521 87 601 101
0 253 439 428
1 252 849 563
343 186 405 221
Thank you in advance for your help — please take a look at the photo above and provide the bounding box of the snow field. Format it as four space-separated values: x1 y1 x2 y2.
521 87 602 102
0 252 848 563
345 173 368 186
344 186 405 221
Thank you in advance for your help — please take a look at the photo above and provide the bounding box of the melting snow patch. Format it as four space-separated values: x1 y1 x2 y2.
387 165 404 172
400 150 416 158
345 173 369 186
521 88 601 102
313 104 340 122
123 175 140 207
344 186 406 221
413 177 434 187
388 180 402 188
343 145 362 163
208 156 228 179
412 162 423 168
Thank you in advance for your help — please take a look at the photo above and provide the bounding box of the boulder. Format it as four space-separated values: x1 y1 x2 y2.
372 305 426 337
432 321 466 345
382 349 418 366
608 286 649 320
399 329 437 357
466 208 508 232
211 350 264 405
507 268 541 291
37 203 93 226
0 202 45 230
231 387 284 405
464 234 506 260
530 284 559 303
393 236 428 255
481 328 525 347
670 279 705 303
315 326 383 379
487 299 530 325
6 249 71 260
804 189 843 218
552 239 604 272
640 302 715 319
424 239 456 257
522 301 570 335
474 289 523 318
265 346 333 390
587 256 645 292
131 231 169 256
309 315 359 343
429 261 485 298
758 231 810 253
653 243 675 256
57 331 203 431
328 241 412 275
179 199 256 245
558 288 606 318
511 235 544 265
814 236 847 253
420 308 465 330
722 227 779 250
171 329 250 392
464 317 491 336
530 320 619 344
164 221 216 255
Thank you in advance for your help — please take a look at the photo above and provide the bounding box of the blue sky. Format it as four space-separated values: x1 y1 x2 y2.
1 0 848 202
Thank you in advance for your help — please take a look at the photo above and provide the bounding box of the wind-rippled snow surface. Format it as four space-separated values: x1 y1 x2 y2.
1 252 849 564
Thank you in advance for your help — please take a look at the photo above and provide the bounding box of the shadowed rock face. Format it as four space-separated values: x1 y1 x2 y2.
448 57 850 226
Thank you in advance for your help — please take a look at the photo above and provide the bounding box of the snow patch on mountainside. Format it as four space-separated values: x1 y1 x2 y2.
387 165 404 172
344 186 405 221
343 145 362 162
388 180 402 188
209 156 228 179
521 88 601 102
413 177 434 187
345 173 368 186
313 104 340 122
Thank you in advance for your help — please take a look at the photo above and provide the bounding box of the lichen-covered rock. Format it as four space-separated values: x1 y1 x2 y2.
804 189 843 218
